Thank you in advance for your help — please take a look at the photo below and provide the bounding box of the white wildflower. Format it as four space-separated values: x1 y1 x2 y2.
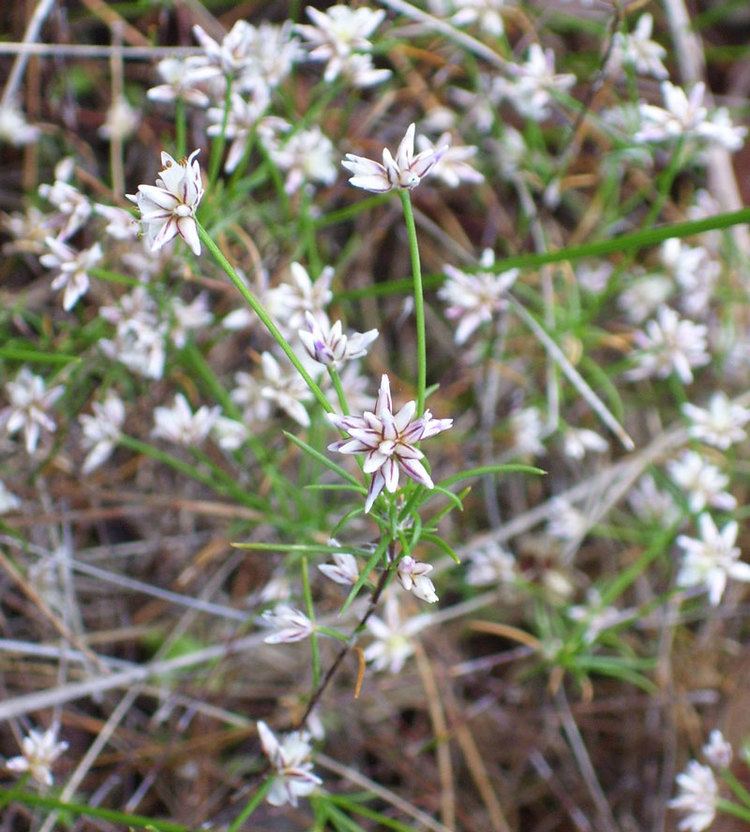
207 86 271 174
98 96 139 141
327 374 453 513
211 416 248 451
493 44 575 120
628 306 709 384
628 474 681 526
364 594 429 674
260 604 314 644
397 556 438 603
667 450 736 513
260 351 313 428
611 14 668 79
439 249 517 344
79 391 125 474
147 58 212 107
416 133 483 188
171 293 214 348
298 311 377 367
318 540 360 586
100 319 167 380
561 427 608 460
342 123 448 193
5 726 68 787
1 206 52 255
509 406 545 457
127 150 204 256
682 393 750 450
257 721 321 807
266 262 334 335
669 760 717 832
466 542 517 587
38 164 91 241
152 393 219 446
703 730 732 769
94 203 138 240
296 5 386 83
0 481 21 513
0 368 64 454
546 499 588 541
676 514 749 606
230 370 273 423
451 0 506 37
268 126 337 194
40 238 102 311
0 102 40 146
618 274 673 324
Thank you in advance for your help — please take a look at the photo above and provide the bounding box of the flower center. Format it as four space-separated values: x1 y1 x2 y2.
174 203 192 218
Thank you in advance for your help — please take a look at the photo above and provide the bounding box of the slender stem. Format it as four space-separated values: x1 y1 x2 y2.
208 75 233 189
723 768 750 809
226 778 274 832
717 798 750 823
174 95 186 159
399 189 426 415
301 555 321 687
196 222 332 414
327 365 349 415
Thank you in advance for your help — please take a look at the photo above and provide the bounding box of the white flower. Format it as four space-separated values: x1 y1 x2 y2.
364 594 429 674
618 274 673 324
5 726 68 787
493 45 575 120
628 306 709 385
98 96 139 141
669 760 718 832
509 406 545 457
190 21 257 80
1 206 53 255
703 730 732 769
79 391 125 474
260 604 314 644
328 374 453 513
561 427 608 460
339 52 391 88
257 721 321 807
207 86 271 173
147 58 212 107
546 499 588 541
0 368 64 454
397 556 438 603
416 133 484 188
466 542 517 587
266 262 334 335
667 450 736 513
171 293 214 348
661 238 720 318
628 474 681 526
635 81 746 151
296 5 386 83
152 393 219 446
451 0 506 37
683 393 750 450
0 480 21 513
342 123 449 192
100 320 167 380
40 237 102 311
268 126 337 194
94 203 138 240
611 14 668 79
211 416 248 451
0 102 40 146
676 514 750 606
127 150 204 256
260 351 313 428
318 540 360 585
38 168 91 241
230 370 273 423
576 261 613 294
439 250 518 344
298 311 378 367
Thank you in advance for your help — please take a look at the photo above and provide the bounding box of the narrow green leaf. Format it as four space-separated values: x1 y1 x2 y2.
284 431 365 490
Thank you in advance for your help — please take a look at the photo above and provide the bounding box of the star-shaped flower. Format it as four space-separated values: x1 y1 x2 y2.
127 150 204 255
328 374 452 512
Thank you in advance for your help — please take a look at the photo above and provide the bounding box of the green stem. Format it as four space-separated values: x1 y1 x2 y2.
301 554 321 687
1 787 190 832
723 768 750 810
717 798 750 824
226 777 274 832
327 365 349 415
642 136 686 229
196 222 332 414
175 95 186 159
208 75 233 189
399 189 427 416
